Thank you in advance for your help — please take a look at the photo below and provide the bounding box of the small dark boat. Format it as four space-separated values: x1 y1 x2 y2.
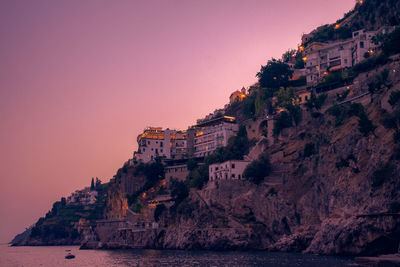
65 253 75 259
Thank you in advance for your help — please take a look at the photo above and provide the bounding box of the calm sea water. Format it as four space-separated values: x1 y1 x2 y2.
0 244 355 267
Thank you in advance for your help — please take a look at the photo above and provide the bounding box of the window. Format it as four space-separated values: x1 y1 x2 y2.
143 148 145 152
148 141 150 145
232 174 235 178
232 164 235 169
155 149 158 154
305 95 308 101
238 174 241 179
160 149 163 153
360 41 364 48
160 142 163 147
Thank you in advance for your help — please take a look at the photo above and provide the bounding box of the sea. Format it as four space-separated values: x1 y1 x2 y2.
0 244 356 267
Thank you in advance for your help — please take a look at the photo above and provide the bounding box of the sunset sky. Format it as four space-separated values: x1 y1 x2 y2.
0 0 355 243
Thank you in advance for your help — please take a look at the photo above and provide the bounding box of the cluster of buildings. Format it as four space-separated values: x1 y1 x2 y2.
131 114 247 183
133 116 238 163
301 26 395 86
67 187 98 205
131 26 398 185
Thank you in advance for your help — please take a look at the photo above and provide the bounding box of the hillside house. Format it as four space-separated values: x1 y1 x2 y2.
209 160 250 181
188 116 238 158
134 127 187 163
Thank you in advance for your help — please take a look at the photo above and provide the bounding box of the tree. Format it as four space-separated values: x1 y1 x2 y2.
170 179 189 201
388 91 400 107
256 59 293 90
95 177 101 188
90 178 95 190
243 154 271 184
154 204 166 222
60 197 66 207
282 49 296 63
186 159 198 171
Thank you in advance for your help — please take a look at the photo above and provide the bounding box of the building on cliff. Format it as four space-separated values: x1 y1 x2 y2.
303 27 396 86
229 87 247 104
209 160 250 181
134 127 187 163
165 163 189 182
67 187 98 205
187 116 238 158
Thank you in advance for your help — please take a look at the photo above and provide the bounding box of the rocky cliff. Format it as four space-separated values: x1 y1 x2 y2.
86 56 400 255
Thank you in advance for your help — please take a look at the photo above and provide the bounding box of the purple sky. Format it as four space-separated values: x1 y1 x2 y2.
0 0 355 243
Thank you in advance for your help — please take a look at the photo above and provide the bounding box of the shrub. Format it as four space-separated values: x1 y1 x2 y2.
372 164 394 188
311 112 322 118
306 94 327 110
388 91 400 107
337 90 350 102
176 200 193 216
132 203 143 213
154 204 166 222
352 54 389 75
170 179 189 202
348 103 365 117
380 113 398 129
303 143 316 157
273 111 292 136
358 113 376 137
326 105 348 126
243 154 271 184
381 27 400 56
186 159 198 171
336 158 350 169
186 164 209 189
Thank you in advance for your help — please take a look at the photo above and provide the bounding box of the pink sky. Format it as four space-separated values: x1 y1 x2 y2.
0 0 355 243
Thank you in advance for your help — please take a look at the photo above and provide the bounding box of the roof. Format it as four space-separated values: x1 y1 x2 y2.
195 116 236 127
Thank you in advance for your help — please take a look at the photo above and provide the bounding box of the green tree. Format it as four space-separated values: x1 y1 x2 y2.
90 178 95 190
170 179 189 201
154 204 166 222
389 91 400 107
282 49 296 63
95 177 101 188
256 59 293 90
186 159 198 171
243 154 271 184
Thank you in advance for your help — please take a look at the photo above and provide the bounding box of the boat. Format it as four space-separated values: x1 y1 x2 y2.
65 253 75 259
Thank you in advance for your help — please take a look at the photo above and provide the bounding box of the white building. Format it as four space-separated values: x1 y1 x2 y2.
191 116 238 158
134 127 187 163
67 188 98 205
304 39 353 86
209 160 250 181
303 27 395 86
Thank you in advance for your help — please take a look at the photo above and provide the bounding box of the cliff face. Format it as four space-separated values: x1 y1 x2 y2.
91 58 400 255
11 184 108 246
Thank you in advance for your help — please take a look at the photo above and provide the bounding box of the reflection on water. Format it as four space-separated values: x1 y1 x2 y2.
0 245 355 267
